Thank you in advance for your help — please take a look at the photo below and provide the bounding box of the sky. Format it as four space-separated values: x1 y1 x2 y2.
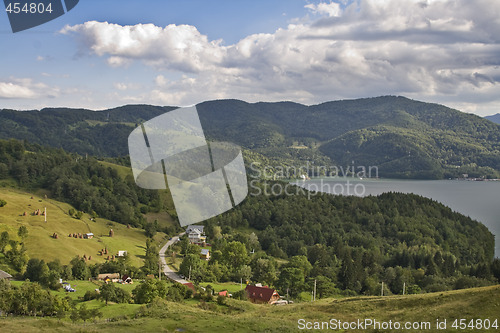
0 0 499 116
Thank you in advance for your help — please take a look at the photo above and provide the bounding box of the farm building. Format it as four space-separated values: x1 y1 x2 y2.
84 233 94 239
97 273 120 283
121 275 133 284
245 285 280 304
0 270 13 280
200 249 210 260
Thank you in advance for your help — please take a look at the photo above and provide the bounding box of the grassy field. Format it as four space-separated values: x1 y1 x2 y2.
98 161 133 179
199 281 245 294
0 284 498 332
0 187 165 268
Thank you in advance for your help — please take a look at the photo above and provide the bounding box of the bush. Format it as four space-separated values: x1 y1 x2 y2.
198 300 217 312
165 287 183 302
232 289 247 301
0 199 6 207
217 295 227 305
136 297 169 319
84 290 99 301
454 276 490 290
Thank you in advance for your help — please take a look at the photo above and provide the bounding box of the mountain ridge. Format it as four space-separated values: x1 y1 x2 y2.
485 113 500 124
1 96 499 179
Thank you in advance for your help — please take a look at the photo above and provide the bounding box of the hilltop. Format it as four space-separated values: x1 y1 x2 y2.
1 96 499 179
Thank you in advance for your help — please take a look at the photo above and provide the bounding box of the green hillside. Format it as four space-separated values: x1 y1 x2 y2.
0 187 155 268
1 96 499 179
0 284 499 332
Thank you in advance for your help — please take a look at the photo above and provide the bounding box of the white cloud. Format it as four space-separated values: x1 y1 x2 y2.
60 21 225 73
155 75 168 87
113 82 141 91
305 2 342 17
60 0 500 114
0 78 59 99
0 82 37 99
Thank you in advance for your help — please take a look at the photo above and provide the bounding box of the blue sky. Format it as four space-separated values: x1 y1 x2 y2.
1 0 499 116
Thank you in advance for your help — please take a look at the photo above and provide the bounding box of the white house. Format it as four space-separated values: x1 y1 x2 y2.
186 225 206 244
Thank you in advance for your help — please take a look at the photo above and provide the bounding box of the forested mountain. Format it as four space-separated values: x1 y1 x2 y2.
486 114 500 124
1 96 499 179
1 139 498 296
204 181 497 295
206 182 500 295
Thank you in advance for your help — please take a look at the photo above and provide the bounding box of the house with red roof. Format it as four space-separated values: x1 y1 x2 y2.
245 284 280 304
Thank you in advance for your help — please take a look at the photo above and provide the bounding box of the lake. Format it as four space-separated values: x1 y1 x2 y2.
293 178 500 257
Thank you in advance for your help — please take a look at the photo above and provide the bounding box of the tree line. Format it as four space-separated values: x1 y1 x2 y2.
0 139 178 233
183 181 500 298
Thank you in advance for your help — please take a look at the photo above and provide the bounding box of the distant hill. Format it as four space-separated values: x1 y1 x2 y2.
1 96 499 179
485 113 500 124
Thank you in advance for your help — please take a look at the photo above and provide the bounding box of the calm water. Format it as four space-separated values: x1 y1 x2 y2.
294 178 500 257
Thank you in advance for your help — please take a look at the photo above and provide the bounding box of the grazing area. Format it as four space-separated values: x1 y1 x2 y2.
0 187 155 267
0 284 498 332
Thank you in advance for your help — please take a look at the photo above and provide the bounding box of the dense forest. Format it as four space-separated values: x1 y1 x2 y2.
0 139 174 234
1 96 499 179
1 138 499 299
201 181 499 296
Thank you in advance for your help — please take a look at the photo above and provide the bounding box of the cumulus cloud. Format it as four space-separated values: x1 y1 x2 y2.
60 21 225 73
305 2 342 17
60 0 500 112
0 78 59 99
113 82 141 91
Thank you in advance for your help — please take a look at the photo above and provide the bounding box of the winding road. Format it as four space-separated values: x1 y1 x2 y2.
159 232 189 284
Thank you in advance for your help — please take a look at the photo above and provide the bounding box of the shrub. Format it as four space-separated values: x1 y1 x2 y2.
0 199 6 207
198 300 217 312
84 290 99 301
232 289 247 301
217 295 227 305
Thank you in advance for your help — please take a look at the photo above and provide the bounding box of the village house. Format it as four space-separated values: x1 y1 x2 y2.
121 275 133 284
200 248 210 260
117 250 128 257
97 273 120 283
186 225 206 244
245 285 280 304
0 269 13 281
84 233 94 239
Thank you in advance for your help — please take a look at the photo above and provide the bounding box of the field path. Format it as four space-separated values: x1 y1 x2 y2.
159 232 190 284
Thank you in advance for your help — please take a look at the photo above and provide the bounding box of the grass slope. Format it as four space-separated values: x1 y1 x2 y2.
0 285 498 332
0 187 159 268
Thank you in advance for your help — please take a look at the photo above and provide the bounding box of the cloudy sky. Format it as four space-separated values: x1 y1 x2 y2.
0 0 499 116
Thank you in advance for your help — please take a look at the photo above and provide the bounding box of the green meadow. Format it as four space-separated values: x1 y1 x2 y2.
0 187 164 268
0 284 498 332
